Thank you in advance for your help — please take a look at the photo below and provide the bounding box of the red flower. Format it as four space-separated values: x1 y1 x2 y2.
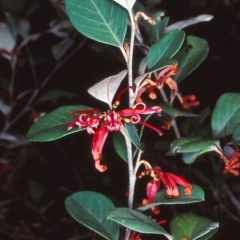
222 144 240 176
139 165 192 211
181 94 200 109
136 65 177 102
67 101 162 172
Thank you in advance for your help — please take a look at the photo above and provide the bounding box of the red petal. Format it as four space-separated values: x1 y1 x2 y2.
146 181 160 203
92 125 108 169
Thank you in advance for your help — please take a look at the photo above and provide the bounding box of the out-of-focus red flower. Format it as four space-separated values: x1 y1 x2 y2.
181 94 200 109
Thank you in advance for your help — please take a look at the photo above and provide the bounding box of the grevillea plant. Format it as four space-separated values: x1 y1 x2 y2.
26 0 240 239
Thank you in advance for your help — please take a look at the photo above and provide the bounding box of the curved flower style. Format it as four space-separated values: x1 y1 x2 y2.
67 101 162 172
139 164 192 213
136 65 178 102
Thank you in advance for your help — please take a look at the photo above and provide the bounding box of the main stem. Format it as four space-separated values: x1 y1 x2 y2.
124 9 137 240
128 9 136 107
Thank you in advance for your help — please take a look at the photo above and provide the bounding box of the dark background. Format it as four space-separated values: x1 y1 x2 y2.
1 0 240 239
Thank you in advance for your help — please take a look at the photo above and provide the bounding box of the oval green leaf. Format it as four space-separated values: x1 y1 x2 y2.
150 14 169 42
65 191 119 240
113 131 128 162
108 208 173 240
170 213 218 240
27 105 90 141
171 137 219 154
212 93 240 138
138 184 204 211
147 29 185 69
174 36 209 83
65 0 128 47
125 122 143 151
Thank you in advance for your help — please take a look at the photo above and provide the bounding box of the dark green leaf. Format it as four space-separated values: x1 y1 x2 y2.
171 138 220 164
133 0 144 12
181 108 211 137
150 14 169 42
113 131 127 162
36 89 80 104
161 103 198 117
182 152 199 164
232 124 240 143
27 105 90 141
65 191 119 240
2 0 25 14
52 38 74 61
192 169 213 186
170 213 218 240
174 36 209 83
146 58 178 74
125 122 143 151
108 208 173 239
212 93 240 138
65 0 127 47
147 29 185 69
154 139 171 151
171 137 219 154
138 184 204 211
5 12 17 39
28 180 45 203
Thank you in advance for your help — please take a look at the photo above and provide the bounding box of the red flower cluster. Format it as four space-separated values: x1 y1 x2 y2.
67 102 162 172
139 165 192 213
136 65 177 102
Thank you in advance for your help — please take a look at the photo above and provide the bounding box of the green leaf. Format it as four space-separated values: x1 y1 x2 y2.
2 0 25 14
65 191 119 240
161 103 198 117
113 0 136 10
170 213 218 240
147 29 185 69
182 152 199 164
192 169 213 187
36 89 80 104
232 124 240 143
171 137 219 154
27 105 90 142
28 180 45 203
212 93 240 138
138 184 204 211
125 122 143 151
171 138 220 164
88 70 127 108
5 12 18 40
181 108 211 137
150 14 169 42
146 58 178 74
108 208 173 239
65 0 128 47
113 131 127 162
174 36 209 83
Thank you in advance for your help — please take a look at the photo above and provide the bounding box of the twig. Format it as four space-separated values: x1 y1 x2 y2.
2 38 87 133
